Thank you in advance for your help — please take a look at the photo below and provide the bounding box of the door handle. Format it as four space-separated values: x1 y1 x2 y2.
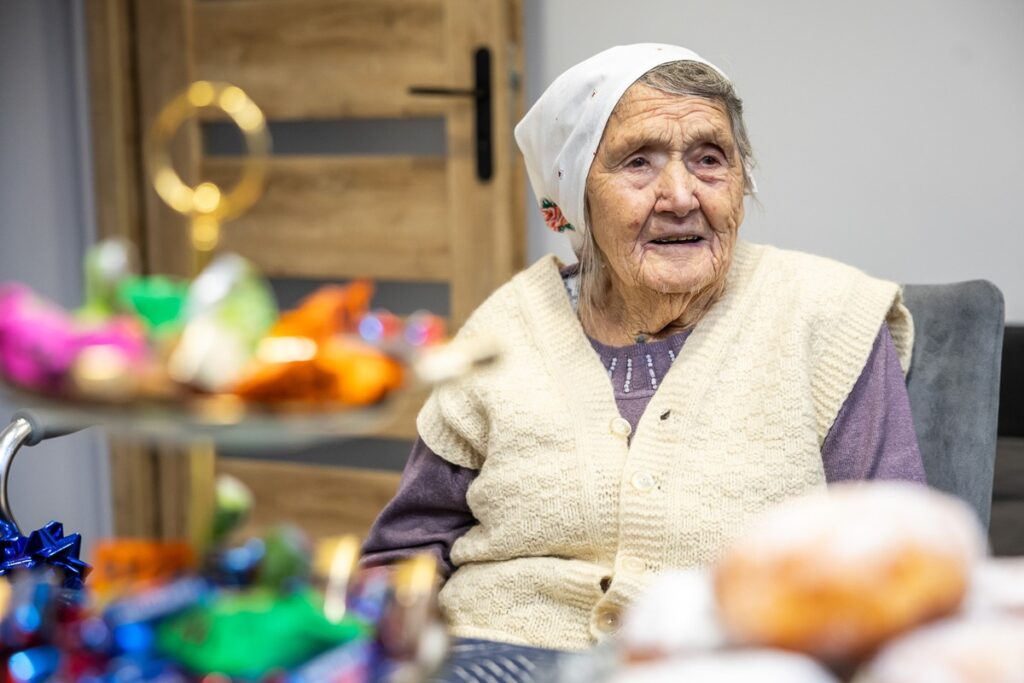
410 47 493 182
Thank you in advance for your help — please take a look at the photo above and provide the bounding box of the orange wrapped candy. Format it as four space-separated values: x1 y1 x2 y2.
230 281 403 406
269 281 372 342
318 336 403 405
232 337 402 407
90 539 196 596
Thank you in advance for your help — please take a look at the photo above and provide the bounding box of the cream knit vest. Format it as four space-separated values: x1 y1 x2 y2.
417 241 913 650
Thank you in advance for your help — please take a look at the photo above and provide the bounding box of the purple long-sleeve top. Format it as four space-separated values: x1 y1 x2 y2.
362 308 926 577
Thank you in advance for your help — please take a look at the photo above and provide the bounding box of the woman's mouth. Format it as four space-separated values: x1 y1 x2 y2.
649 235 704 245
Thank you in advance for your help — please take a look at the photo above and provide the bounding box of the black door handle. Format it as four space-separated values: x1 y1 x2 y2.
410 47 493 182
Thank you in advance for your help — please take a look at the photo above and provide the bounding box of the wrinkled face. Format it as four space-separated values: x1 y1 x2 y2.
585 83 747 296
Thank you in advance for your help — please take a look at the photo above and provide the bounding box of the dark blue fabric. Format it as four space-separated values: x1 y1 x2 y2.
430 638 567 683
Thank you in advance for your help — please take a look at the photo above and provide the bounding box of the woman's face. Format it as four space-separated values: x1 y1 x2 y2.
586 83 747 296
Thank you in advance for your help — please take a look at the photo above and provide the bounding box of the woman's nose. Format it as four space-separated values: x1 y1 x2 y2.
654 162 699 216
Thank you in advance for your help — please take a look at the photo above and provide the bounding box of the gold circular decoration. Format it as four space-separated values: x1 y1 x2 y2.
146 81 270 254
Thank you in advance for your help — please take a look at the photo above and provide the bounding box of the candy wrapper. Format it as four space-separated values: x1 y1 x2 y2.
117 275 189 338
88 540 195 597
0 532 447 682
0 478 445 681
210 474 254 547
232 336 404 406
79 238 137 321
0 285 80 393
230 282 406 407
0 283 151 400
156 588 368 678
168 253 278 393
0 237 465 425
271 283 372 343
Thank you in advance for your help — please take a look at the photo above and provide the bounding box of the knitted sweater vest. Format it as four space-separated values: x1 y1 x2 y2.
417 240 913 650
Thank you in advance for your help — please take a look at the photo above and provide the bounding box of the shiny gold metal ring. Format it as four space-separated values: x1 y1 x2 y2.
146 81 270 251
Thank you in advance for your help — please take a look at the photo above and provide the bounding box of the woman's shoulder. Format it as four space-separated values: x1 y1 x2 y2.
739 241 912 372
745 241 883 284
455 255 566 338
740 241 899 310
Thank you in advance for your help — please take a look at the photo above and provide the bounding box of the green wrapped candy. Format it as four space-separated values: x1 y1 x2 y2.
116 275 189 336
169 254 278 391
186 254 277 348
156 588 368 678
257 525 312 592
79 238 137 320
211 474 254 546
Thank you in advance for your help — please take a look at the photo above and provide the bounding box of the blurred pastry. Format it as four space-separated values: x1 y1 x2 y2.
714 482 986 661
609 649 839 683
964 558 1024 617
618 569 726 661
854 617 1024 683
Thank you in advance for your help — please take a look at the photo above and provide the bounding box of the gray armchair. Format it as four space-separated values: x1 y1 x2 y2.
902 281 1005 527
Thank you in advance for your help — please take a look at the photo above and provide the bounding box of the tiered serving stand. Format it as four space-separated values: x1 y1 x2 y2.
0 80 531 683
0 80 454 533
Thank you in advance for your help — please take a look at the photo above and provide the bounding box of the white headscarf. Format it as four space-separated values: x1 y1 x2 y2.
514 44 729 255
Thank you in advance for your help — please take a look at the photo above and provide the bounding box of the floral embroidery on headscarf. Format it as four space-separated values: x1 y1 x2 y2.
540 199 574 233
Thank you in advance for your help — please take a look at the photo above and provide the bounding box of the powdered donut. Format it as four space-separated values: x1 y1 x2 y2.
964 558 1024 617
854 617 1024 683
714 482 986 661
608 649 839 683
618 569 726 661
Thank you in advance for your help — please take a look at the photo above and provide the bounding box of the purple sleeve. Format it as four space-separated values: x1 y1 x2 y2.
822 322 927 484
359 438 477 577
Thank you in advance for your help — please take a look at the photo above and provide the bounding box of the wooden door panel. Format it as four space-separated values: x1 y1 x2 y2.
194 0 450 119
88 0 523 541
217 458 401 541
444 0 524 322
206 155 451 280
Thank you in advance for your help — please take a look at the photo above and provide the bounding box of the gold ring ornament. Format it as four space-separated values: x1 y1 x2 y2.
146 81 270 267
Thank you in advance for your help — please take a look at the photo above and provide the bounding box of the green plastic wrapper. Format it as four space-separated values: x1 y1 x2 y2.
80 238 136 320
156 587 369 678
117 275 189 336
186 254 278 349
257 525 312 591
211 474 254 546
169 254 279 391
209 267 277 349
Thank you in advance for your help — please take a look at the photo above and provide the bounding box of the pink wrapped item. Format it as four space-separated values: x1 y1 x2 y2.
0 284 147 393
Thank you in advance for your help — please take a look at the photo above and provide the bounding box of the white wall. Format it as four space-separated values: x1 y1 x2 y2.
0 1 112 551
523 0 1024 323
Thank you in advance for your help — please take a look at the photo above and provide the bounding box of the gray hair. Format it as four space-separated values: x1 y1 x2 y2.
578 60 754 332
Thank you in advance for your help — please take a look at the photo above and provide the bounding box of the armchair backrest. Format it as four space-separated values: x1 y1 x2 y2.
902 281 1005 527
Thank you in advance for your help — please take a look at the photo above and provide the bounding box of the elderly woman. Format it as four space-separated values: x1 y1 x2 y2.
362 44 925 650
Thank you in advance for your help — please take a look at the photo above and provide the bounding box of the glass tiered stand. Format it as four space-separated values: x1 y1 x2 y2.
0 82 492 682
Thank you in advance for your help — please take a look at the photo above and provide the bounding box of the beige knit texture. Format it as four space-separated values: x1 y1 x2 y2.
417 240 913 650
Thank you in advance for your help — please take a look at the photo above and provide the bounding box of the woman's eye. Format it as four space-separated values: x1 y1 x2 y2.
699 154 721 167
627 156 649 169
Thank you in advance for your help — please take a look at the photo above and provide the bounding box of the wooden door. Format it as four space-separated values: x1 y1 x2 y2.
86 0 525 542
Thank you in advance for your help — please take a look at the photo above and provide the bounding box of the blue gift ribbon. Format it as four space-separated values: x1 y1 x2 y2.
0 520 90 589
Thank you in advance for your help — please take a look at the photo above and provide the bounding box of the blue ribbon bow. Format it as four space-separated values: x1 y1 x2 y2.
0 520 91 589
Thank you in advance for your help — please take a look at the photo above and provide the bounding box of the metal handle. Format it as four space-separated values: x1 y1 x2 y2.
0 418 33 532
0 411 86 533
409 47 493 182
